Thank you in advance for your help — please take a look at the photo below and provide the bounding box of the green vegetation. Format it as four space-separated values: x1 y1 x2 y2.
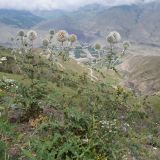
0 28 160 160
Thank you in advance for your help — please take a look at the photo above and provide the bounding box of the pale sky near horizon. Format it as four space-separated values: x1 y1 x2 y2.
0 0 156 10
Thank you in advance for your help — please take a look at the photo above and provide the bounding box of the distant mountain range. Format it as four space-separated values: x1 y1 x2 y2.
0 2 160 46
0 9 43 28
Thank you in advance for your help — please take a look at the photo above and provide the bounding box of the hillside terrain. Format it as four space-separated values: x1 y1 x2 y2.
0 1 160 160
119 54 160 94
0 2 160 96
0 46 160 159
117 44 160 94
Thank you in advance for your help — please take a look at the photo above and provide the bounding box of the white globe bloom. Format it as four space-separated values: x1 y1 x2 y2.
107 31 121 44
56 30 69 45
27 30 38 41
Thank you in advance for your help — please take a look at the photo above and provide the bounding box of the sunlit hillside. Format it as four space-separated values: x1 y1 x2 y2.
0 1 160 160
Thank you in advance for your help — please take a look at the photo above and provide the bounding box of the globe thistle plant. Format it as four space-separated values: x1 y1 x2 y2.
106 32 130 69
56 30 69 46
12 30 26 53
41 29 79 62
94 43 101 59
91 31 130 71
26 30 38 51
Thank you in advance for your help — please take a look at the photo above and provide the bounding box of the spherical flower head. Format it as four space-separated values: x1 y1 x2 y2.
27 30 38 41
123 41 130 50
68 34 77 44
95 43 101 50
49 30 55 35
56 30 69 43
17 30 25 37
107 31 121 44
43 39 49 47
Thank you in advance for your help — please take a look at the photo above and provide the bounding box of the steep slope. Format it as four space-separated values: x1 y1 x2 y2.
119 53 160 94
0 47 160 160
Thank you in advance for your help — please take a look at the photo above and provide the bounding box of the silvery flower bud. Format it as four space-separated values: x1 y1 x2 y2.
43 39 49 47
68 34 77 44
17 30 25 37
95 43 101 50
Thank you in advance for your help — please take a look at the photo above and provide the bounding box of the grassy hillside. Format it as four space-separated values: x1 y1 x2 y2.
0 47 160 159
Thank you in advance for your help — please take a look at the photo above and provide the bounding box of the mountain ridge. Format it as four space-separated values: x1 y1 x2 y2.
34 2 160 45
1 2 160 46
0 9 44 28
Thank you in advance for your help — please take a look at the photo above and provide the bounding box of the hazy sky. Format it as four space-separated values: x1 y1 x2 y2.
0 0 156 10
